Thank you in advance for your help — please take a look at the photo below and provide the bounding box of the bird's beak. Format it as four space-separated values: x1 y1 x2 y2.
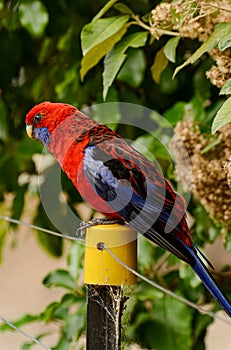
26 124 33 139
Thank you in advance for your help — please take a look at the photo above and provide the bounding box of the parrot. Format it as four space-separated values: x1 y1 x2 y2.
25 101 231 317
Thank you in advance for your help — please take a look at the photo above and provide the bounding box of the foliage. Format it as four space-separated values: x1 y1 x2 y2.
0 0 231 349
0 243 86 349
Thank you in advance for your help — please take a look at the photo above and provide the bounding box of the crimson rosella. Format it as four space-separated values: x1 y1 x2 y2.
26 101 231 316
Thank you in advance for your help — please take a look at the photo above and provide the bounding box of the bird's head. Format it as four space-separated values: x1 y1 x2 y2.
25 101 77 145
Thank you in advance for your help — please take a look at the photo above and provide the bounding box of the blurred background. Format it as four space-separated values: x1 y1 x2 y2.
0 1 231 349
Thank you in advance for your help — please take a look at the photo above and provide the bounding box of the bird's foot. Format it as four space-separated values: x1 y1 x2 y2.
76 217 124 239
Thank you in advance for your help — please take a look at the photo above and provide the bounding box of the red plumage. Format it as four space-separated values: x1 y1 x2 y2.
25 101 231 316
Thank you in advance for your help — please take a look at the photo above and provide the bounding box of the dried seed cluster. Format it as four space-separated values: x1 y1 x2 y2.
171 119 231 228
206 48 231 88
151 0 231 88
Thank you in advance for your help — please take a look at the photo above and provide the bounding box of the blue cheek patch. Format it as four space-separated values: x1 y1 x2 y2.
34 127 50 145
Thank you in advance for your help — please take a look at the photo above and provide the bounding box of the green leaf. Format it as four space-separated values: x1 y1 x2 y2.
43 269 75 290
80 16 130 80
211 97 231 134
151 47 168 83
85 101 121 129
103 32 147 99
174 23 231 77
114 3 134 15
192 313 213 347
92 0 120 22
117 49 146 87
218 30 231 51
53 338 71 350
132 294 193 350
0 314 38 332
55 64 79 97
220 78 231 95
193 204 219 243
132 130 171 163
21 333 49 350
0 99 8 142
11 183 28 227
81 15 130 56
224 232 231 252
189 94 206 121
0 224 7 263
138 235 156 271
164 36 180 63
63 309 85 340
19 1 49 38
163 101 187 126
151 295 193 350
42 294 82 322
67 242 84 280
200 137 221 154
179 264 201 289
34 203 63 257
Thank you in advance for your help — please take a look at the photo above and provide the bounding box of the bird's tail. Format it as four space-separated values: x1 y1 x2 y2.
186 244 231 317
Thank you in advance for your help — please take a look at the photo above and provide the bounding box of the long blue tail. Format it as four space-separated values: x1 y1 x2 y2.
185 243 231 317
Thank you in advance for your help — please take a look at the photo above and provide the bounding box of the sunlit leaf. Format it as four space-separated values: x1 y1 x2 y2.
174 23 231 77
218 30 231 51
81 15 130 56
211 97 231 134
164 36 180 63
19 1 49 38
80 19 130 80
220 78 231 95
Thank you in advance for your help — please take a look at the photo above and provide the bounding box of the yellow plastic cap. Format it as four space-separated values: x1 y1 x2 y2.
84 224 137 286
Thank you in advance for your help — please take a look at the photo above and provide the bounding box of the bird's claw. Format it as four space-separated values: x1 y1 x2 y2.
76 217 124 239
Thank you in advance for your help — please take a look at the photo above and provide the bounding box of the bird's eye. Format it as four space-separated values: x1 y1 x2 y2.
34 114 42 124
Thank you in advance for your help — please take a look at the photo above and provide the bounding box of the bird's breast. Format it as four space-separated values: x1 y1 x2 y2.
58 142 120 219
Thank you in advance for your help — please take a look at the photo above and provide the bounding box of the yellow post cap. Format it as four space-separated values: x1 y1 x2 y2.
84 224 137 286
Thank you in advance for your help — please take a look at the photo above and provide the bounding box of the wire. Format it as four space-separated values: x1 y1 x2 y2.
0 315 51 350
0 213 231 350
0 214 83 349
0 215 83 241
103 243 231 326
